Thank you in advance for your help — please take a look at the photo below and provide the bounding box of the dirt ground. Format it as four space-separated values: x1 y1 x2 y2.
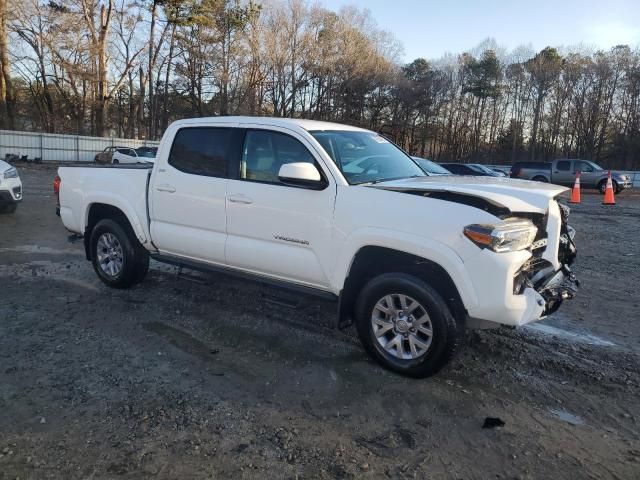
1 164 639 479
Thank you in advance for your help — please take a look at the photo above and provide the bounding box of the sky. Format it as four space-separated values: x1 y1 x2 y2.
320 0 640 61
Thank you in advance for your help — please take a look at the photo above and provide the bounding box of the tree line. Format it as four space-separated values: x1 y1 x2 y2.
2 0 640 169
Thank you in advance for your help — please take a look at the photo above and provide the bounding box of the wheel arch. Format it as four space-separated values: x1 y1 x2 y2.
83 203 141 260
598 177 617 191
338 245 469 329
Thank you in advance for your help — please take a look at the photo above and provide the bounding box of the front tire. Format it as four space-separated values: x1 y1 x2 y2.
355 273 460 378
599 179 619 194
90 218 149 288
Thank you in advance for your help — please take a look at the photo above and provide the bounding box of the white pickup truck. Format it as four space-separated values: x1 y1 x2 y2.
56 117 578 377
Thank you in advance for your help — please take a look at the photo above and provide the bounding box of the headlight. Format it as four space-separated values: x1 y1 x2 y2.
464 218 538 253
3 167 18 179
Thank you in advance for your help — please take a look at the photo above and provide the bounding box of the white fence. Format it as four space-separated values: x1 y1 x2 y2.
0 130 160 163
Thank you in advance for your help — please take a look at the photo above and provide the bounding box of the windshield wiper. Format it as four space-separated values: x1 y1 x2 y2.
355 174 424 186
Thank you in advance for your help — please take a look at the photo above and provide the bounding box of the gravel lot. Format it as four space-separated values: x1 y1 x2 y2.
1 164 639 479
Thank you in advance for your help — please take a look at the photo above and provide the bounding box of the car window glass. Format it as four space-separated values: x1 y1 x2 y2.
136 147 157 158
241 130 316 184
168 127 231 177
311 130 423 184
575 161 593 172
590 162 603 171
413 158 450 174
556 160 571 171
470 164 489 174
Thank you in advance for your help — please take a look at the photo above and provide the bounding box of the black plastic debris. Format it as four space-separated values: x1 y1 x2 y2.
482 417 505 429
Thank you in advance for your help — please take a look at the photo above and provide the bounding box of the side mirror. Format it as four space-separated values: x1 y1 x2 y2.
278 162 326 189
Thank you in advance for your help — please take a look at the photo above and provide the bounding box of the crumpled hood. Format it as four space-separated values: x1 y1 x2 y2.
369 175 568 213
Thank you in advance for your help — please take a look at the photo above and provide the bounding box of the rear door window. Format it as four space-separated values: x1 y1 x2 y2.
556 160 571 171
168 127 233 177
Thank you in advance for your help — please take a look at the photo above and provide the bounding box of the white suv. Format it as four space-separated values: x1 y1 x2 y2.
0 159 22 214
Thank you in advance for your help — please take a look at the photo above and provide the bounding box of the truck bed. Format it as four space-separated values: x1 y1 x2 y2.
58 163 153 246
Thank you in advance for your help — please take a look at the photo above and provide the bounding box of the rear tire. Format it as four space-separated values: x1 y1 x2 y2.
355 273 460 378
532 176 548 183
89 218 149 289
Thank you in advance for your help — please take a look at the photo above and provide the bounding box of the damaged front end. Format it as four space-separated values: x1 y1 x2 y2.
513 202 579 316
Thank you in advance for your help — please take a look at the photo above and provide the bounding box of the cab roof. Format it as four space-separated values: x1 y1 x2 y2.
170 116 369 133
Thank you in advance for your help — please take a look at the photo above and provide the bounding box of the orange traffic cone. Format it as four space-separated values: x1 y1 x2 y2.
602 170 616 205
569 171 581 204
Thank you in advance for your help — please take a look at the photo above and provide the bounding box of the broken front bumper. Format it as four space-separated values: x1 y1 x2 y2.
466 202 578 327
537 265 580 316
515 210 579 319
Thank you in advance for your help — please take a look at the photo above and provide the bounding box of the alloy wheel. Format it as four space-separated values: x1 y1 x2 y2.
371 293 433 360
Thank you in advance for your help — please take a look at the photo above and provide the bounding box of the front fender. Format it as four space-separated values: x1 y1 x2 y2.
331 227 479 310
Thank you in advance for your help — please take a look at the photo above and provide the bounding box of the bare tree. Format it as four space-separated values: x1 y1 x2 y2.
0 0 15 128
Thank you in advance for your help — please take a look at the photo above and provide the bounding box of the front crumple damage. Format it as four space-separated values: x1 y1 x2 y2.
387 188 511 217
513 201 579 317
375 183 579 323
370 175 568 213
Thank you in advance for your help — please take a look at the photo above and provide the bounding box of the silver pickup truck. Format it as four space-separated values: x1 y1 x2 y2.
511 160 633 194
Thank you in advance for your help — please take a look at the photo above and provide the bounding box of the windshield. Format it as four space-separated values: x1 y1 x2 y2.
310 130 425 184
470 164 496 174
412 157 451 175
589 161 603 171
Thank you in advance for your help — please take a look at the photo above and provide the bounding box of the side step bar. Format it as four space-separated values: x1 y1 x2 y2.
151 253 338 303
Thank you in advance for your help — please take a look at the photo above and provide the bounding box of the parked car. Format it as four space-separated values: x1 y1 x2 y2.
439 163 504 177
56 117 578 378
112 146 158 164
94 146 123 164
135 147 158 161
411 157 452 176
489 167 508 177
511 160 633 193
0 159 22 214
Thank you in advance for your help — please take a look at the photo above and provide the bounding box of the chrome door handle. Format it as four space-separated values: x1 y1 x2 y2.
228 194 253 205
156 184 176 193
